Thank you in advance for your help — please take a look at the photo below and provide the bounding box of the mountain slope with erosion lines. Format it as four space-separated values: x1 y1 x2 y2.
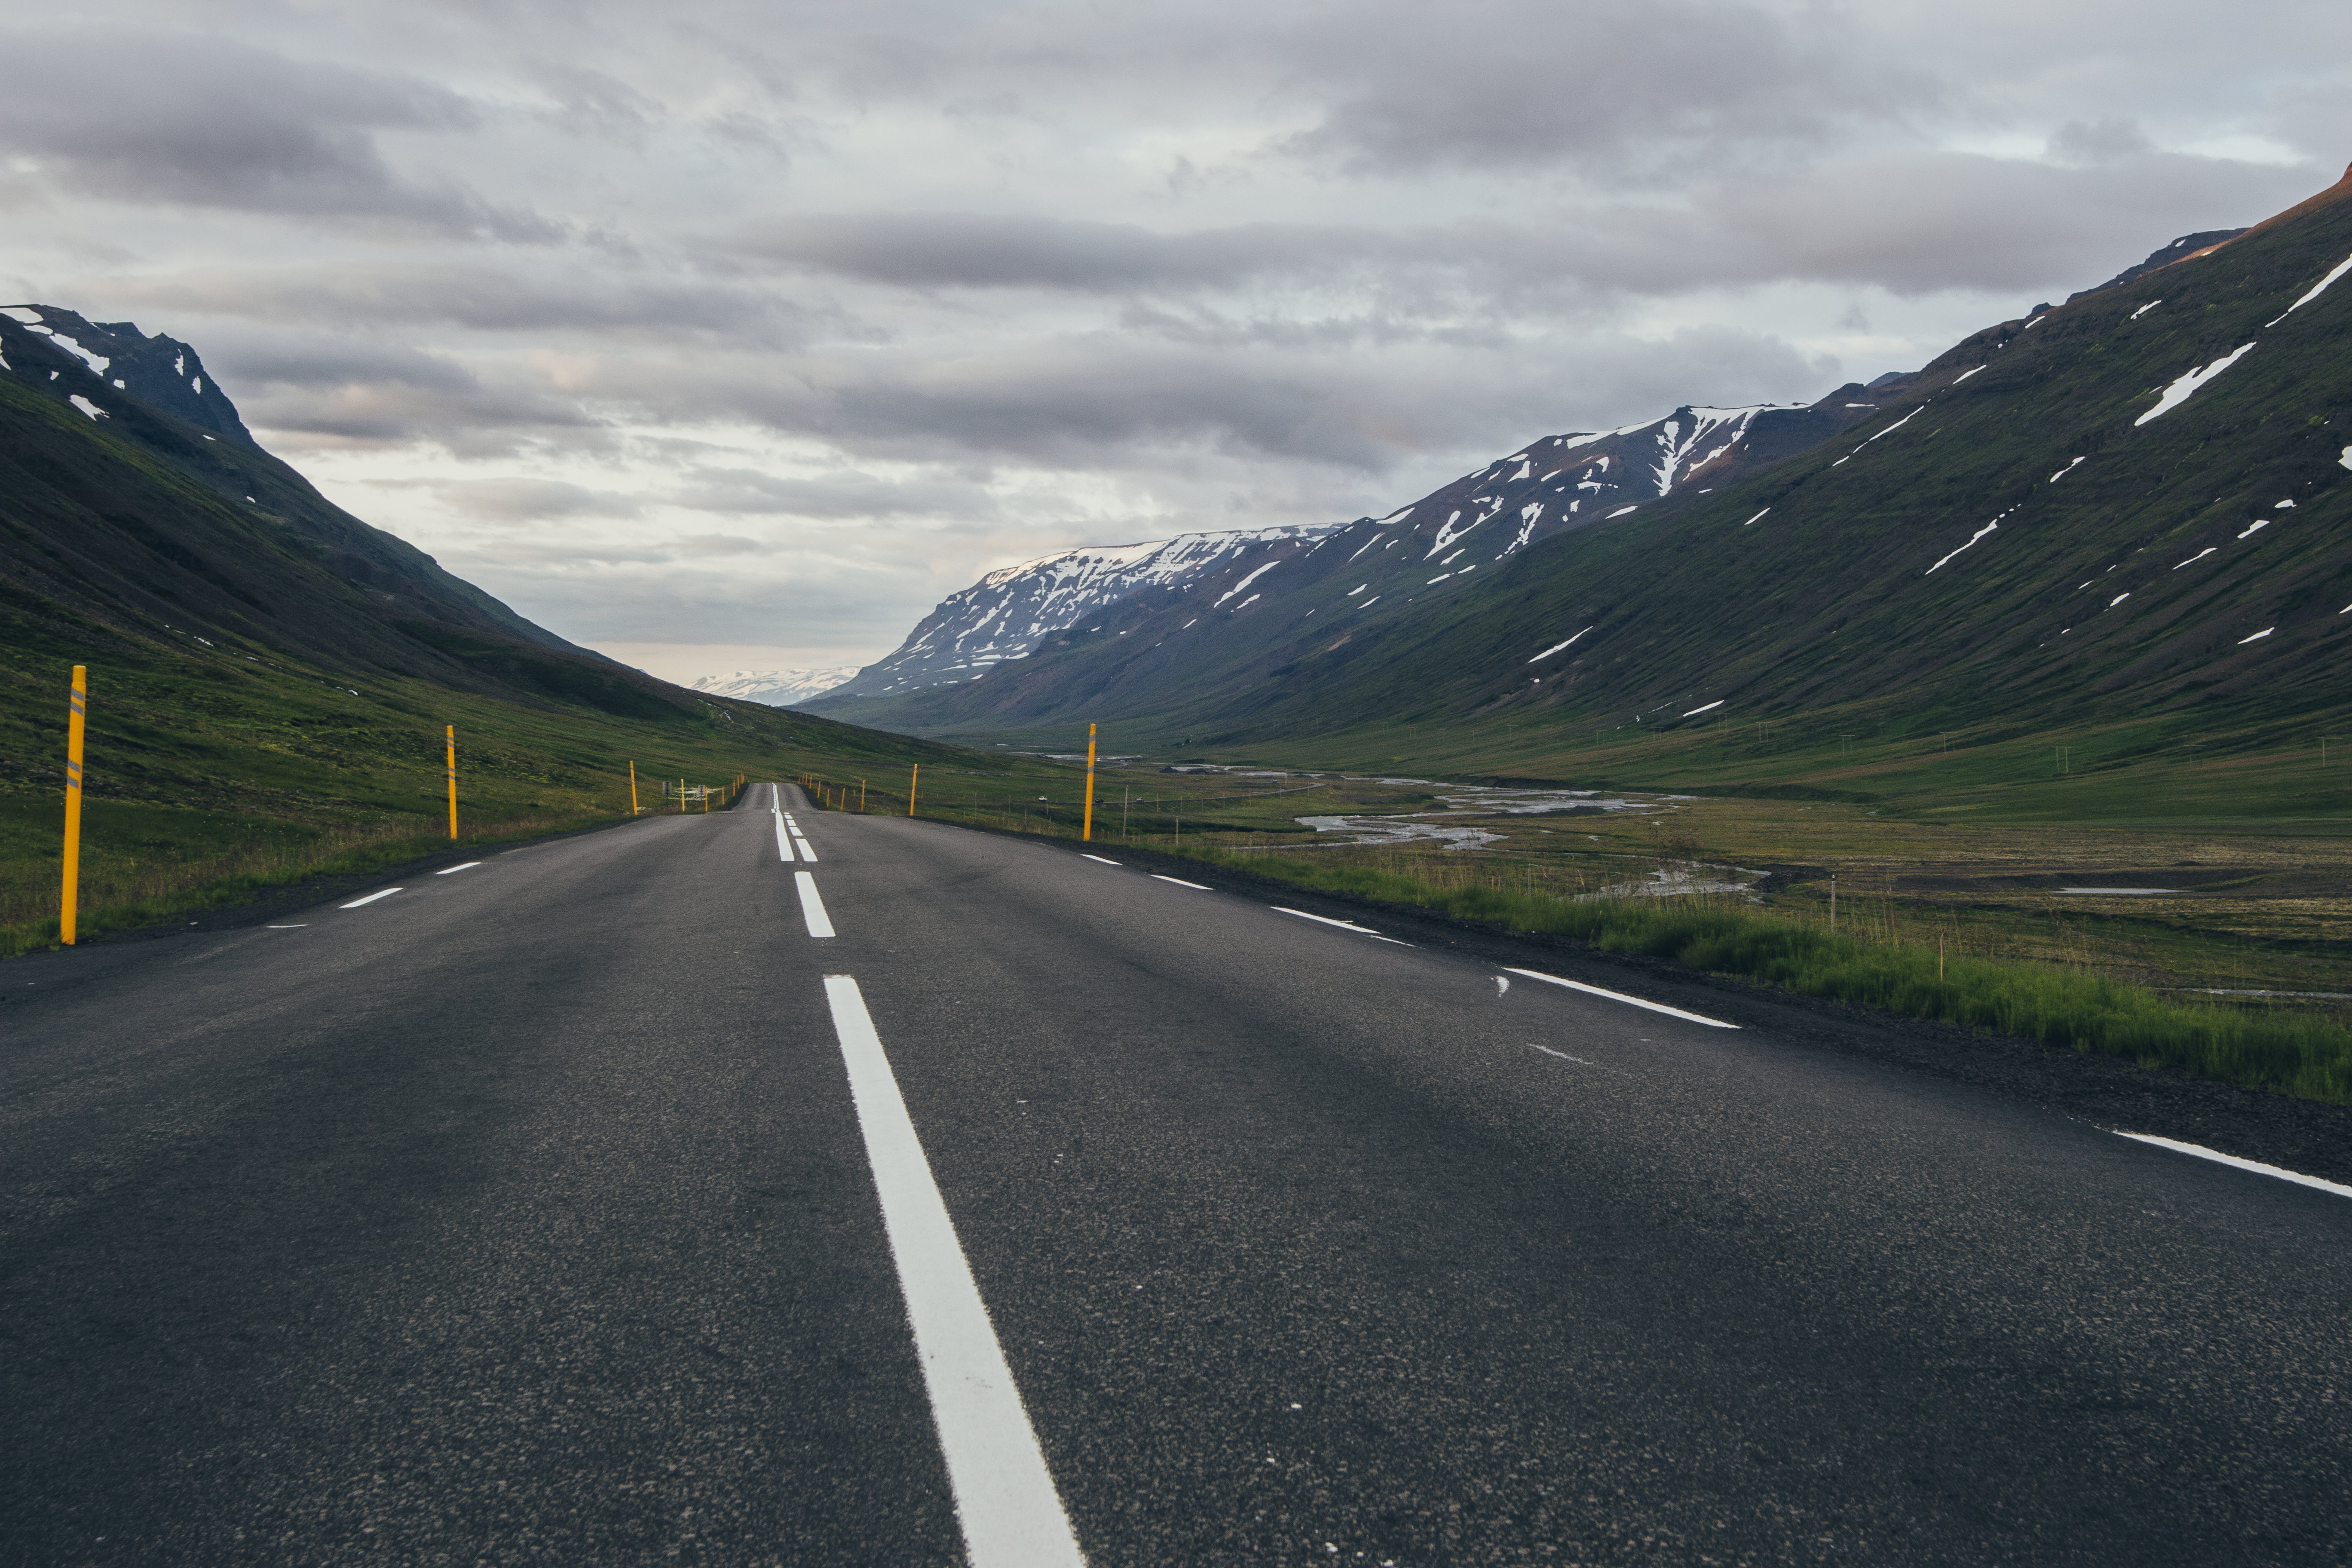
812 384 1907 726
817 166 2352 773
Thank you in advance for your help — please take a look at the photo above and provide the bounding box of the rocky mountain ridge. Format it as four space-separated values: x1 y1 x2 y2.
819 383 1908 709
808 167 2352 760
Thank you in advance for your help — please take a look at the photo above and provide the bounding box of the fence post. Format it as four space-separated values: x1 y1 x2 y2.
61 666 86 945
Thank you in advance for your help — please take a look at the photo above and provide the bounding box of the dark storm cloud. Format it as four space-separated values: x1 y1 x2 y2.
0 31 554 238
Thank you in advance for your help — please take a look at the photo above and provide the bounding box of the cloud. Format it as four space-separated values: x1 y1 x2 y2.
0 31 554 238
102 263 833 342
665 467 1000 520
1276 0 1928 176
437 478 644 522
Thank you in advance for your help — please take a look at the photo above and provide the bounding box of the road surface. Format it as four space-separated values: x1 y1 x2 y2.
5 787 2348 1565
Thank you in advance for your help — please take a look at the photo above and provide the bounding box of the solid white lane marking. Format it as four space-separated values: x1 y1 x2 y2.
1271 906 1414 945
775 816 798 862
1273 906 1379 934
1152 874 1210 889
821 976 1086 1568
435 861 481 876
340 888 403 908
2117 1133 2352 1199
1504 968 1740 1029
795 871 836 938
1080 854 1120 865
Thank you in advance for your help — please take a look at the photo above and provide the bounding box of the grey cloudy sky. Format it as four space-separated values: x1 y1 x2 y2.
4 1 2346 681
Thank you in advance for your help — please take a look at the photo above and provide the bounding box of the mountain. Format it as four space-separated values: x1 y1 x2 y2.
2066 229 2247 302
812 383 1909 718
0 299 974 879
812 163 2352 771
689 666 863 706
1 303 591 668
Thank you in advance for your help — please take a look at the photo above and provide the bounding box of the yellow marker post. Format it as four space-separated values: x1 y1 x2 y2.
629 761 640 815
908 763 919 816
445 725 458 840
61 665 86 946
1081 722 1097 842
859 778 867 813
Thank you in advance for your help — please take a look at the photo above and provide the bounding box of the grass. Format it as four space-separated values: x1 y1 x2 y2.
821 752 2352 1105
1173 845 2352 1105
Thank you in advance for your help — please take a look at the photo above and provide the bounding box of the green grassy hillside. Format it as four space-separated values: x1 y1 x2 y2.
0 329 997 953
829 168 2352 825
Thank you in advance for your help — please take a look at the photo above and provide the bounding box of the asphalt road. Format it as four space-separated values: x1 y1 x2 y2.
5 787 2349 1565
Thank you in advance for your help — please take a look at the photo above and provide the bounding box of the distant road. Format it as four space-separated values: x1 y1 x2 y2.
6 788 2349 1564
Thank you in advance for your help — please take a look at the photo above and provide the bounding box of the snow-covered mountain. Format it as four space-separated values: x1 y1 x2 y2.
689 667 863 706
0 304 254 444
817 384 1900 710
822 523 1348 698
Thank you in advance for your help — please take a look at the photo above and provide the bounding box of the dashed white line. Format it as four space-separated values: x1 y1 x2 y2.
821 976 1086 1568
1152 874 1210 889
775 815 798 862
1080 854 1121 865
435 861 481 876
266 924 307 929
794 835 819 863
1271 906 1413 945
1504 968 1740 1029
339 888 403 909
795 871 836 938
2117 1133 2352 1199
1531 1043 1592 1064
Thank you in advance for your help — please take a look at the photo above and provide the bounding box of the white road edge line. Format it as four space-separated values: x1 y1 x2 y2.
340 888 403 909
1504 968 1740 1029
775 816 798 862
435 861 482 875
1152 874 1210 889
2116 1132 2352 1199
821 975 1087 1568
1271 906 1412 945
795 871 836 938
1079 854 1120 865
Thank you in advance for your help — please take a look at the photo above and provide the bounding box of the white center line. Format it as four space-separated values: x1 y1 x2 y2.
775 816 798 862
821 976 1086 1568
339 888 403 909
1532 1043 1592 1064
1152 874 1210 889
1079 854 1120 865
435 861 482 876
794 835 820 863
1271 906 1411 945
266 924 307 929
1504 967 1740 1029
2117 1132 2352 1199
795 871 836 937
